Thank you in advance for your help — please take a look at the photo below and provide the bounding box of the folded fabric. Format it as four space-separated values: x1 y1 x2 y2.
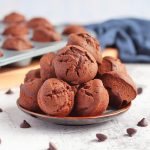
85 19 150 62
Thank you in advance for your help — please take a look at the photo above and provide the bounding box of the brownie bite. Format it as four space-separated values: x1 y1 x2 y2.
19 78 43 112
62 25 87 35
101 71 137 108
67 33 102 64
27 17 54 30
3 12 25 24
2 36 33 51
32 27 61 42
24 68 41 82
40 52 56 81
37 78 75 116
53 45 98 85
2 24 29 37
74 79 109 116
98 56 127 76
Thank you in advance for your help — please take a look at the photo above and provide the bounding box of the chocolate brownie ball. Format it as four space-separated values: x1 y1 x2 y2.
27 17 54 30
74 79 109 116
3 12 25 24
53 45 98 85
40 52 56 81
2 36 33 51
19 78 43 112
24 68 41 82
67 33 102 64
2 24 29 37
98 56 127 76
37 78 75 116
62 25 87 35
101 71 137 108
32 27 61 42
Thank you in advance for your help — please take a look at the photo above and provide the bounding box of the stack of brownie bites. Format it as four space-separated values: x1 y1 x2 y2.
18 31 137 117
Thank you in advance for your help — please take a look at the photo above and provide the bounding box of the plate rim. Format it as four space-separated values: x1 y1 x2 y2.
16 99 131 120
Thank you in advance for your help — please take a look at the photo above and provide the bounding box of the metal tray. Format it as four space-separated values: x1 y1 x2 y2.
0 23 68 67
0 24 95 67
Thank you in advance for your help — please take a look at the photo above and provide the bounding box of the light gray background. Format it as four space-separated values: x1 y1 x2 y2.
0 0 149 25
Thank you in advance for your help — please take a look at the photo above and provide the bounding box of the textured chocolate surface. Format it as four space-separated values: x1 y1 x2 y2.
27 17 54 30
98 56 127 75
3 24 28 36
19 78 43 112
32 27 61 42
101 71 137 108
2 36 33 51
62 25 87 35
24 68 41 82
40 52 56 81
54 45 98 85
74 79 109 116
3 12 25 24
67 33 102 64
38 78 74 116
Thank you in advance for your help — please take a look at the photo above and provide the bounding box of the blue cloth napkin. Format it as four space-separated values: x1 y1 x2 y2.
85 18 150 63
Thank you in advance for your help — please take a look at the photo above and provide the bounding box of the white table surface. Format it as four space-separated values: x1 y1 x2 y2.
0 64 150 150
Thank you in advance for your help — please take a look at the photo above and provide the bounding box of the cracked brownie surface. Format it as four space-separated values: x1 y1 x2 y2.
24 68 41 82
37 78 75 116
3 12 25 24
19 78 43 112
53 45 98 85
98 56 127 76
74 79 109 116
32 27 61 42
67 33 102 64
2 36 33 50
40 52 56 81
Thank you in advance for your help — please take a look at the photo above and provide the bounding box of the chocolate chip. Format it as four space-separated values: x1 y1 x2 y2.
137 87 143 95
126 128 137 137
96 133 107 142
5 89 13 95
137 118 148 127
20 120 31 128
0 108 3 112
47 142 57 150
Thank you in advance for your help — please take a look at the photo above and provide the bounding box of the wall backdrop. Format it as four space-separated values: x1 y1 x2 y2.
0 0 149 25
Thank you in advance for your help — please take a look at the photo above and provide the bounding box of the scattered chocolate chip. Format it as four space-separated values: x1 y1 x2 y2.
137 118 148 127
47 142 57 150
20 120 31 128
126 128 137 137
0 108 3 112
137 87 143 95
5 89 13 95
96 133 107 142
